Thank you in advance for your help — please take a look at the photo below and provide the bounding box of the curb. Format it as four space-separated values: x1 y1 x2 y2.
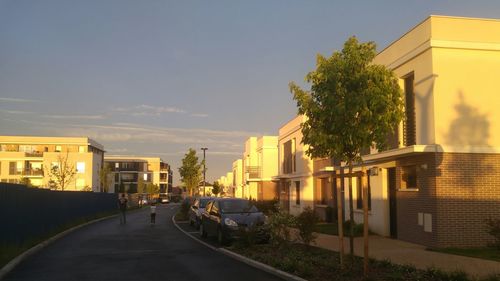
0 213 118 280
171 216 307 281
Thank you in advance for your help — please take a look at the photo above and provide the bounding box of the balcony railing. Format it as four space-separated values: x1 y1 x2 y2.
25 152 43 157
246 166 261 179
25 169 44 176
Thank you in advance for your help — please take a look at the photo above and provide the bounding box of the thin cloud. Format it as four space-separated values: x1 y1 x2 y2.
0 109 35 115
111 104 186 117
42 114 105 120
191 113 209 118
0 97 38 103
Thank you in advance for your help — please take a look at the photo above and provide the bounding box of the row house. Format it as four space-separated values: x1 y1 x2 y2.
311 15 500 248
0 136 104 191
274 115 314 216
104 156 173 194
243 136 279 201
231 159 243 198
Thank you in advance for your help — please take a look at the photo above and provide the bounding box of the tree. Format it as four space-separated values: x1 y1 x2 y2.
212 181 222 197
290 36 404 272
99 164 113 193
178 148 202 196
19 177 32 188
46 153 77 191
137 176 146 194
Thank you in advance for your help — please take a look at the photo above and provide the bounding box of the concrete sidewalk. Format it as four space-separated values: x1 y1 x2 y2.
309 232 500 279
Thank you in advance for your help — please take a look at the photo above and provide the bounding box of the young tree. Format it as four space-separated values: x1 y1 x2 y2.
290 36 404 272
212 181 221 197
137 177 146 194
99 164 113 193
19 177 33 188
46 153 77 191
178 148 202 196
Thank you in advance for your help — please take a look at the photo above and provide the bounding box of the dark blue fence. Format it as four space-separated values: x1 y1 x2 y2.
0 183 117 248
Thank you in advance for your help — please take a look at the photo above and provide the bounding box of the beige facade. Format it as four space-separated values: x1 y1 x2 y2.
275 115 314 216
232 159 243 198
0 136 104 192
104 156 172 194
243 137 258 199
357 15 500 247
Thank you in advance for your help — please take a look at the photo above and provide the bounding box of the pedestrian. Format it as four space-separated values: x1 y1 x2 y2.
150 202 157 225
118 193 128 225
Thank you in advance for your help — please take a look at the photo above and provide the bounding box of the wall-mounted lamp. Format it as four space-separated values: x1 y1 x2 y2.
369 167 379 176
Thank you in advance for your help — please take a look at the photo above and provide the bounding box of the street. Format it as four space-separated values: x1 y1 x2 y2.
3 204 283 281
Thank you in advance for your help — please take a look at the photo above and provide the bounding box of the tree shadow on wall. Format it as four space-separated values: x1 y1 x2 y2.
443 92 493 200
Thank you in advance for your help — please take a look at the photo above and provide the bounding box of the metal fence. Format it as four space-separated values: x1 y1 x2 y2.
0 183 117 247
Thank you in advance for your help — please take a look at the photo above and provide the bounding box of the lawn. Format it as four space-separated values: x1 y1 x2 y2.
429 247 500 262
230 243 499 281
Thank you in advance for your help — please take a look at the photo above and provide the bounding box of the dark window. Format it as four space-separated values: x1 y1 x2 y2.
403 73 416 146
356 175 371 210
219 199 258 213
283 139 296 174
401 166 417 189
295 181 300 205
318 177 329 205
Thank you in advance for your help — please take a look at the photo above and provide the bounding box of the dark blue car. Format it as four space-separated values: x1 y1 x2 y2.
199 198 269 245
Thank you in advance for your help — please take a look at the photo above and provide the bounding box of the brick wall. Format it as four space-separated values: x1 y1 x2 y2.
435 152 500 248
395 153 438 247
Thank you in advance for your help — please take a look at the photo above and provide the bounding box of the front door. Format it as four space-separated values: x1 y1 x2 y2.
388 168 397 238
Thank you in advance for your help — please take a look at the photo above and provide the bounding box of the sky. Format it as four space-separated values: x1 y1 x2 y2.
1 0 500 186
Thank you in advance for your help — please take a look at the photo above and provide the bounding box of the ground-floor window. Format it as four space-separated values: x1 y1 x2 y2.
295 181 300 205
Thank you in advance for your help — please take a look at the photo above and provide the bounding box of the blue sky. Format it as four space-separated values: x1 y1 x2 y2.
1 0 500 185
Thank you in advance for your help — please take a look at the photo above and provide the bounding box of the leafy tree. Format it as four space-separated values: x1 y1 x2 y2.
19 177 33 188
212 181 222 197
146 182 160 195
99 164 113 193
137 176 146 194
178 148 202 196
290 36 404 269
46 153 77 191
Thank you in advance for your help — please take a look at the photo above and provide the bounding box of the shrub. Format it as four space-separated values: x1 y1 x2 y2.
251 199 279 215
268 203 296 247
296 207 318 245
486 217 500 249
175 198 191 221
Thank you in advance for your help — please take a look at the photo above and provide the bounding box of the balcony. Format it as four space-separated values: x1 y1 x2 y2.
24 169 44 176
25 152 43 157
246 166 261 180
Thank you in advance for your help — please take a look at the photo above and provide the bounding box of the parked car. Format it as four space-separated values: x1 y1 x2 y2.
158 193 170 204
199 198 270 245
189 197 214 229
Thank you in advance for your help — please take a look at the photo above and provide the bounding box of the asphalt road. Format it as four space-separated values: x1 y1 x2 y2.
3 204 283 281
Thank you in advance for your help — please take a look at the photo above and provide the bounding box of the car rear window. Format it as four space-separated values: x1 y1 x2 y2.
199 199 211 208
219 200 258 213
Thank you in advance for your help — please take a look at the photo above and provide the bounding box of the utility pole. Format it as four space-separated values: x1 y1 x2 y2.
201 147 208 196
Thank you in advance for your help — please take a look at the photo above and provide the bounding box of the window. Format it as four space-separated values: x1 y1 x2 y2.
295 181 300 205
9 161 23 175
401 165 417 189
76 162 85 174
283 139 296 174
55 145 62 152
403 73 416 146
317 177 330 205
356 175 371 210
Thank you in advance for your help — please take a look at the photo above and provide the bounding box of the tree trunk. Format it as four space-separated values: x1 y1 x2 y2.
362 166 369 276
335 170 344 268
348 161 354 256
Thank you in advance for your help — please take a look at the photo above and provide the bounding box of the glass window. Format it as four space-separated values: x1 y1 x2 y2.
401 166 417 189
219 199 258 213
76 162 85 173
55 145 62 152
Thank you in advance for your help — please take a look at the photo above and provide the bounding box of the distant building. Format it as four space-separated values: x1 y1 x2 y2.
243 136 278 201
104 156 172 194
0 136 104 191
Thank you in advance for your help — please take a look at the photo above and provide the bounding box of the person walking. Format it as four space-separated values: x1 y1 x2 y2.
118 193 128 225
150 202 157 225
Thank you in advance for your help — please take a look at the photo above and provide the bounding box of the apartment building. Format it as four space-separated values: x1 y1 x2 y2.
0 136 104 191
232 159 244 198
274 115 314 216
247 136 279 201
104 156 172 194
352 15 500 248
243 137 258 199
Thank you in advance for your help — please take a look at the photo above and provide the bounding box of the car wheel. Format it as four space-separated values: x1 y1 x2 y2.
217 227 227 245
200 223 207 238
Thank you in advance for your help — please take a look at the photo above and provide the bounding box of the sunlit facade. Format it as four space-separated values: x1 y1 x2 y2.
104 156 172 194
0 136 104 191
358 15 500 248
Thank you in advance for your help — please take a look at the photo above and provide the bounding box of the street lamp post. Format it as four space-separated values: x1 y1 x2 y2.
201 147 208 196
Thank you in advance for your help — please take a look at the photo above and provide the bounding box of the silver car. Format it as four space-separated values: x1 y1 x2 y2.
189 197 214 229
